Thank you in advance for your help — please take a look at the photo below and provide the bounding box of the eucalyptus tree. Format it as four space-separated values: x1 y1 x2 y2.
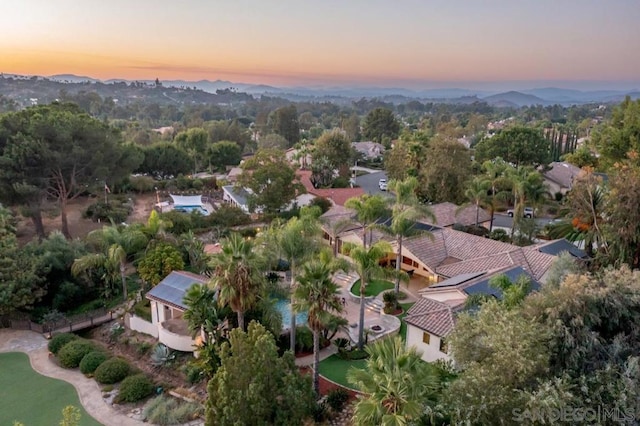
209 233 266 331
343 240 405 350
72 224 147 300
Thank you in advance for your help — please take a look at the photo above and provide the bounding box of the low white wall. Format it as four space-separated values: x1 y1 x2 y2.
159 323 196 352
127 314 159 338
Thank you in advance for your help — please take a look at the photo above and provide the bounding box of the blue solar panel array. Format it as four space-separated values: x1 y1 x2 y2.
147 272 208 310
464 266 540 300
538 239 587 259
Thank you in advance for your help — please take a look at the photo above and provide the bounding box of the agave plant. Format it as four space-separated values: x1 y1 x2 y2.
150 343 175 367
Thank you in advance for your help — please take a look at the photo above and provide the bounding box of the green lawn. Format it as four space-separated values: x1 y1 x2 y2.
350 279 394 297
318 354 367 389
0 352 101 426
398 302 415 341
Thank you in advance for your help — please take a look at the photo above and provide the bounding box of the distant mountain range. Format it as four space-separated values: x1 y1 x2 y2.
5 73 640 106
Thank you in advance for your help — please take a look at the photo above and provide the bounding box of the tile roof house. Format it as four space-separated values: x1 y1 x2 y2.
543 162 582 195
405 265 539 362
352 141 385 160
423 202 491 229
127 271 210 353
297 170 365 207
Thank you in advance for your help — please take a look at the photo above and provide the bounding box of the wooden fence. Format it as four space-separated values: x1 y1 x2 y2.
0 308 115 336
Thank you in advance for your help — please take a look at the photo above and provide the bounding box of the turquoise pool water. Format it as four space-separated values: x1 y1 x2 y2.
175 205 210 216
274 298 308 330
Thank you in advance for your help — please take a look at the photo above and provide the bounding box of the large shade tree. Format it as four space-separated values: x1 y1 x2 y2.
363 107 401 144
0 103 142 239
237 148 303 214
474 126 551 168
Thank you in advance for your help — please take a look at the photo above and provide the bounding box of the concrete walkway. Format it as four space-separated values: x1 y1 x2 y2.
0 329 144 426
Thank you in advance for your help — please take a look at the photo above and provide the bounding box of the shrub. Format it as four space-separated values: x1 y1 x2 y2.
79 351 108 375
150 344 175 367
48 333 78 355
311 401 328 423
183 363 205 385
133 298 152 322
295 326 314 353
489 228 510 242
58 340 96 369
94 357 130 384
333 337 349 352
116 374 154 403
326 388 350 412
338 348 369 361
144 395 204 425
382 291 398 313
309 196 332 213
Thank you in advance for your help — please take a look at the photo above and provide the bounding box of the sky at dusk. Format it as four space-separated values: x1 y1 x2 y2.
1 0 639 90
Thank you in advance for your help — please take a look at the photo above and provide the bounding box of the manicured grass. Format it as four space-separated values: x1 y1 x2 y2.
350 279 394 297
319 354 367 389
0 352 101 426
398 302 415 342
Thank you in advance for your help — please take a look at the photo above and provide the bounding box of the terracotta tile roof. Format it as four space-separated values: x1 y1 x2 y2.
297 170 365 206
424 202 491 227
404 228 556 281
404 297 465 337
543 162 581 189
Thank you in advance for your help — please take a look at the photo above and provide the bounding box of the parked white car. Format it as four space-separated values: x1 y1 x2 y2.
378 178 388 191
507 207 534 218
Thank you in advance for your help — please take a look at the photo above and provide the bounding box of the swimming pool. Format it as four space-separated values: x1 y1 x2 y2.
274 298 308 330
174 205 210 216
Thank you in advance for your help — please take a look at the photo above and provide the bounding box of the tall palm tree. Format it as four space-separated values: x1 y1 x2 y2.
343 240 405 350
462 176 491 227
507 167 548 239
380 177 434 296
209 233 265 331
481 158 511 232
275 212 322 352
345 194 389 248
73 224 147 300
292 259 344 396
347 336 439 426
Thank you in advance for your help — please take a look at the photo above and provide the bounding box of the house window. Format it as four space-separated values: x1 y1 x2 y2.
439 338 448 353
422 332 431 344
402 256 412 266
412 260 419 267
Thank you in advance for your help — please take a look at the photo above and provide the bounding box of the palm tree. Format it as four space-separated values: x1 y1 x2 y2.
345 194 389 248
183 283 219 339
292 259 344 396
343 240 405 350
347 336 439 426
209 233 265 331
72 224 147 300
507 167 548 240
275 212 322 352
481 158 512 232
380 177 434 296
462 176 491 227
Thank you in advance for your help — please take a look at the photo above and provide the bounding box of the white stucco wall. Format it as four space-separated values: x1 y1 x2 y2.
406 324 451 363
128 314 159 338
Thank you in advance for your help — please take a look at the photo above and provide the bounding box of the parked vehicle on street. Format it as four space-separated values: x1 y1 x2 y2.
507 207 534 218
378 178 388 191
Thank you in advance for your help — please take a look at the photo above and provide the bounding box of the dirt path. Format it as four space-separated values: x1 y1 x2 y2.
0 329 145 426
